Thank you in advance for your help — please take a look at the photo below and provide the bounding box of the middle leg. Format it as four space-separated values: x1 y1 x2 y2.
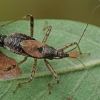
13 58 37 93
44 59 59 93
4 56 28 71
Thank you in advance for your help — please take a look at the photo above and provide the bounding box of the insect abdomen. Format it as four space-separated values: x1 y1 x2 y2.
0 34 6 47
4 33 35 56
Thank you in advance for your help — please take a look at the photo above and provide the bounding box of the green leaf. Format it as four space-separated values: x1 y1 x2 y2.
0 19 100 100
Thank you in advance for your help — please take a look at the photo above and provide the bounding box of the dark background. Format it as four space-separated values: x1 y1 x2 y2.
0 0 100 27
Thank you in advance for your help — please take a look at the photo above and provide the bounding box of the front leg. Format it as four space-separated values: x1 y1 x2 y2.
57 42 82 55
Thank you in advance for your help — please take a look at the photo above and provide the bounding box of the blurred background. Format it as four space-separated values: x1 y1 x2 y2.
0 0 100 27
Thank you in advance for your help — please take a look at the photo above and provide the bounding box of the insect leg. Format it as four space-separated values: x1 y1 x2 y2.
26 14 34 37
3 15 34 71
42 26 52 43
42 24 59 93
0 14 34 37
13 58 37 93
4 56 28 71
57 42 82 54
17 56 28 65
44 59 59 93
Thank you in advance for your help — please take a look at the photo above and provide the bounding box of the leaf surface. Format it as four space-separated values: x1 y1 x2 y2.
0 20 100 100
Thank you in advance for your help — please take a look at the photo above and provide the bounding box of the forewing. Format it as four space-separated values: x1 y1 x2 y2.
20 40 46 58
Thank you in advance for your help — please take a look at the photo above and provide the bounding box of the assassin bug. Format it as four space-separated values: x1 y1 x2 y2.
0 13 90 93
0 51 21 78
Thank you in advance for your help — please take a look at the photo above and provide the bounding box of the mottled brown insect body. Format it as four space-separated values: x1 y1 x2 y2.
1 33 69 60
0 14 88 93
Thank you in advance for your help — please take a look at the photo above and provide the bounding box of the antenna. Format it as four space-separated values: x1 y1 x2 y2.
77 58 96 81
78 5 100 45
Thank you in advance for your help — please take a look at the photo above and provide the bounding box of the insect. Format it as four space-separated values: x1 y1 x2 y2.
0 51 21 78
0 13 91 93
